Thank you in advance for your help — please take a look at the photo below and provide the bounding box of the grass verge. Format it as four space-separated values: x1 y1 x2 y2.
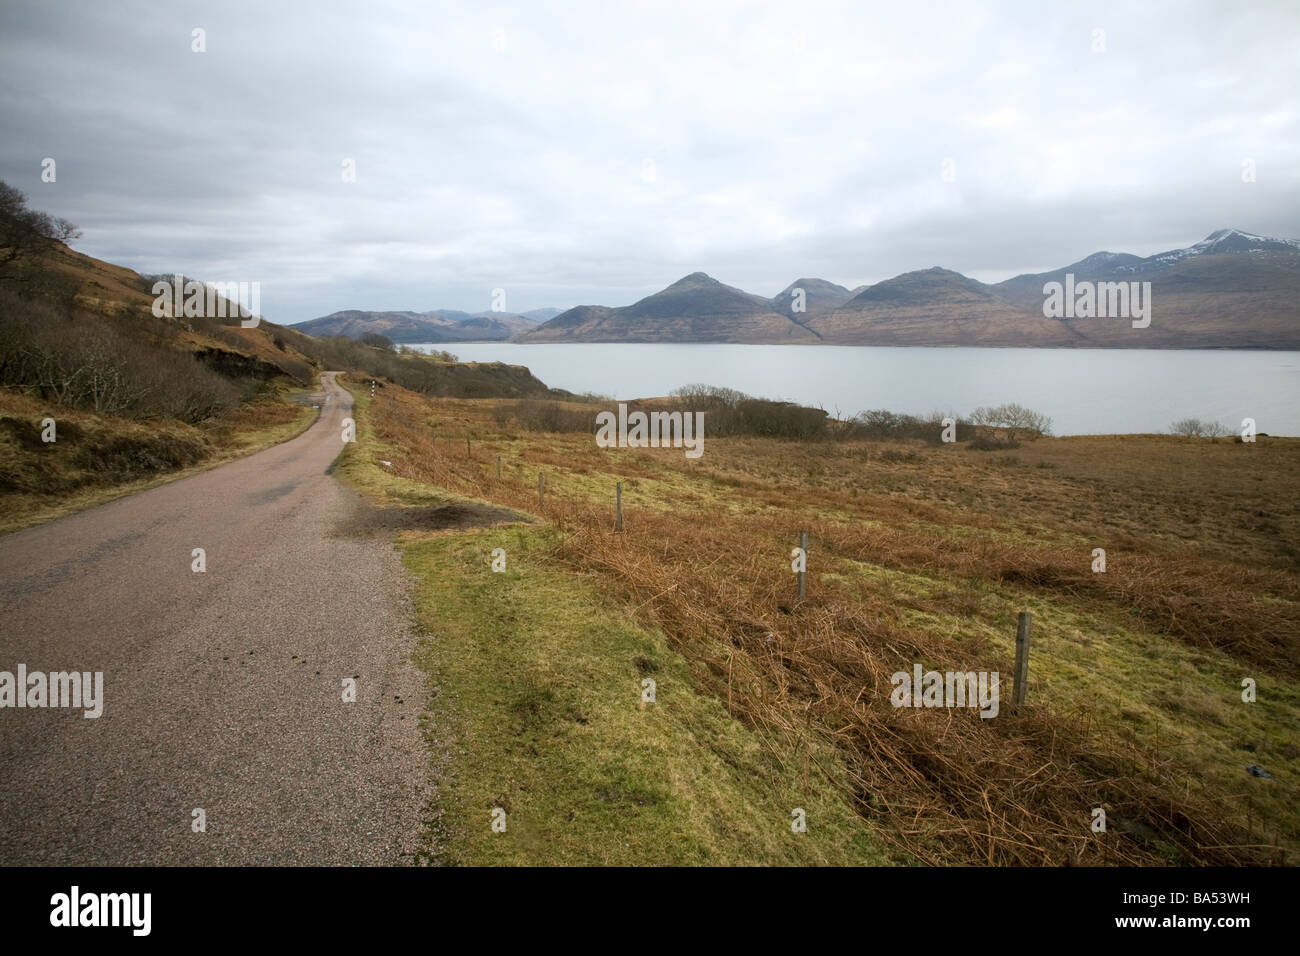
404 523 895 865
0 378 319 535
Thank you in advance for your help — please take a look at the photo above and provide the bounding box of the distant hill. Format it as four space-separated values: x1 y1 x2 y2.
519 272 819 343
771 278 854 323
294 308 545 343
517 230 1300 348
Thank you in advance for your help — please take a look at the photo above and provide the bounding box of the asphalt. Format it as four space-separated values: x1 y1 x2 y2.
0 372 433 864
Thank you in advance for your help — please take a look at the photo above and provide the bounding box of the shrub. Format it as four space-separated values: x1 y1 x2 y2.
0 288 240 422
849 409 973 444
669 384 829 439
1170 417 1228 438
511 400 598 433
969 403 1053 440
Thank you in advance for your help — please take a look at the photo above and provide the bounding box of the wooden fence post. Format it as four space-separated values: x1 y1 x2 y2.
466 437 471 458
538 472 545 508
797 530 808 602
615 481 624 532
496 455 502 479
1013 611 1032 709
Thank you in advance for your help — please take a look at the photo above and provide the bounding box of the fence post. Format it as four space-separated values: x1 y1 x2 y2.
615 481 624 532
1013 611 1032 710
466 437 471 458
538 472 545 508
797 530 808 602
496 455 502 479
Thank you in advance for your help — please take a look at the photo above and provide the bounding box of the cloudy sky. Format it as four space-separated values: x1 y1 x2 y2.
1 0 1297 322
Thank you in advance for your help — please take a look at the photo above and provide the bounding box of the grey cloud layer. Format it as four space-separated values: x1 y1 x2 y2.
1 0 1296 321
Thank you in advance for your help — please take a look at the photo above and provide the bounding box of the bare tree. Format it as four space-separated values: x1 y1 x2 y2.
1169 417 1227 438
0 180 82 272
969 403 1053 441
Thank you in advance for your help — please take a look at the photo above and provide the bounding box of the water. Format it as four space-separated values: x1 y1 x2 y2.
415 343 1300 437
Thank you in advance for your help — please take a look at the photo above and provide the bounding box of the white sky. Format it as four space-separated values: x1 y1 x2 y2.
2 0 1297 321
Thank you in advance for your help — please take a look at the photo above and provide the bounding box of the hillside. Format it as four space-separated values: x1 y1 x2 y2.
992 231 1300 348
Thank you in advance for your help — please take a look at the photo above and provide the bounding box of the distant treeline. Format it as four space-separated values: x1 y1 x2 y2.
495 384 1053 446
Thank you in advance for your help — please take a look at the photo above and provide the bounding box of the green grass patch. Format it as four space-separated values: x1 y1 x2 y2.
404 523 894 865
840 554 1300 852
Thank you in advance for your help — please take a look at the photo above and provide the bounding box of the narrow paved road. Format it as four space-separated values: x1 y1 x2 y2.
0 372 432 864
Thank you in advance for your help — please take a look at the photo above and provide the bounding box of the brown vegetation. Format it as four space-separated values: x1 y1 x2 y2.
349 379 1300 865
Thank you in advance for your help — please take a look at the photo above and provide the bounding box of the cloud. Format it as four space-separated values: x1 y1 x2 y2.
1 0 1297 320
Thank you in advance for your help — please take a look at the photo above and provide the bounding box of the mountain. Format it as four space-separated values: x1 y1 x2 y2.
518 272 819 343
293 308 543 343
771 278 854 321
992 229 1300 310
518 230 1300 348
810 267 1081 346
988 229 1300 347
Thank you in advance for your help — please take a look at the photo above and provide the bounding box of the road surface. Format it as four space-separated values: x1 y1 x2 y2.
0 372 433 864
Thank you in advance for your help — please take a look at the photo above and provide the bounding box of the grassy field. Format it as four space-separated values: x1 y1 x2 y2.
342 376 1300 865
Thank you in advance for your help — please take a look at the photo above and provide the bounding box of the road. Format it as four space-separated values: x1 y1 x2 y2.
0 372 433 865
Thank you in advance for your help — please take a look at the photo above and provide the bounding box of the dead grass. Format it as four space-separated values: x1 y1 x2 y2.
345 381 1300 865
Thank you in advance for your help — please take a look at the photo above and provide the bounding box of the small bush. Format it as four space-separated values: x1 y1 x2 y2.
1170 417 1228 438
76 429 209 482
669 384 829 440
512 400 599 433
970 403 1053 439
849 409 973 444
